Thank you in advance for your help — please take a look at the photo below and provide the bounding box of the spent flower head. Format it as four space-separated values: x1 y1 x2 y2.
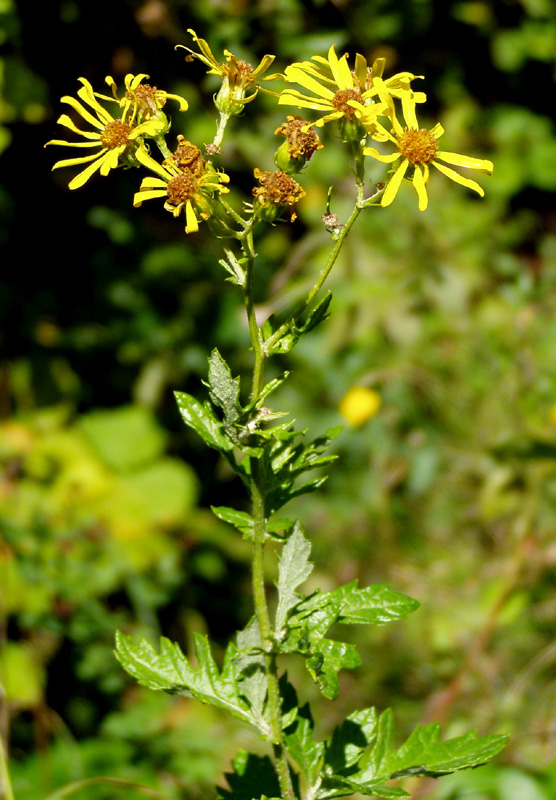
133 141 230 234
45 77 166 189
179 29 281 115
274 115 324 174
363 106 493 210
252 168 306 223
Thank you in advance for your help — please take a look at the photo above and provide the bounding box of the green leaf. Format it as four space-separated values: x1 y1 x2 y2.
326 707 379 773
207 348 241 432
274 522 314 638
334 582 420 625
307 637 361 700
114 631 258 728
350 709 509 792
293 292 333 336
217 750 284 800
284 704 325 792
318 708 508 799
235 618 270 737
174 391 234 453
212 505 254 536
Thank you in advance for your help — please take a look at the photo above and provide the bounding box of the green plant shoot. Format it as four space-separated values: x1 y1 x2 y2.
45 29 507 800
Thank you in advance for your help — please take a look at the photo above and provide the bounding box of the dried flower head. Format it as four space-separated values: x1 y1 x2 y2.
252 168 306 222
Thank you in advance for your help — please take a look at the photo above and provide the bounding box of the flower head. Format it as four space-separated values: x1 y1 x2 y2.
363 108 493 210
274 115 323 173
103 73 188 126
252 169 306 223
45 77 166 189
279 45 423 136
133 139 230 234
178 29 281 113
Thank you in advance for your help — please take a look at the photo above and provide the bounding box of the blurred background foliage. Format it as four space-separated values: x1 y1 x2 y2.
2 0 556 797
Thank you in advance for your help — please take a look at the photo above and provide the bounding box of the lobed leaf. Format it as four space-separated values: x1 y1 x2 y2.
114 631 260 729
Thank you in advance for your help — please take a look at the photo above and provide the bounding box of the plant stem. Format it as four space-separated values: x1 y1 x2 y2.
242 234 296 800
264 201 362 353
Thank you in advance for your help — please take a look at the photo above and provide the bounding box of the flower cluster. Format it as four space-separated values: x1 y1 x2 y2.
279 43 493 208
46 32 493 222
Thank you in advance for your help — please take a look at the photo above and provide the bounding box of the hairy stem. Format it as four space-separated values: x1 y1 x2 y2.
242 232 296 800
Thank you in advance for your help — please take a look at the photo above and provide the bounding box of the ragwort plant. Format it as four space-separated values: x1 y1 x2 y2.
45 31 508 800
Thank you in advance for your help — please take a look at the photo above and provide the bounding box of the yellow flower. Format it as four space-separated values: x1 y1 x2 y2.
339 387 381 426
103 73 188 123
363 107 494 210
279 45 424 131
132 148 230 234
178 29 281 109
45 77 165 190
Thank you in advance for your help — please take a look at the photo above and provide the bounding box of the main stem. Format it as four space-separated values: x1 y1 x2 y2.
242 229 296 800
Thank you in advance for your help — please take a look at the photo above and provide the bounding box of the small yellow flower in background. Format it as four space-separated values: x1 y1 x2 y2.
252 169 306 223
103 73 188 123
549 403 556 426
132 139 230 234
279 44 423 134
178 29 281 112
362 106 493 211
339 386 382 426
45 77 166 190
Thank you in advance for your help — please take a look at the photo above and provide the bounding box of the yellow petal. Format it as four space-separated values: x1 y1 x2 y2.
67 154 106 189
326 45 353 90
139 176 169 190
133 188 168 207
363 146 400 163
99 146 123 176
412 164 428 211
163 92 189 111
76 80 114 124
184 200 199 233
134 146 172 179
278 91 333 111
60 95 106 130
436 150 493 174
46 138 100 148
51 149 104 170
381 159 409 207
56 114 100 139
283 66 336 100
432 160 485 195
251 53 276 78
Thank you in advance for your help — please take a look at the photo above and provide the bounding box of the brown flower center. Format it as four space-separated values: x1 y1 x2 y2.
128 83 160 113
226 58 254 85
331 88 362 118
253 169 305 206
100 120 132 149
166 171 198 205
173 136 205 174
397 128 439 164
275 116 323 160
